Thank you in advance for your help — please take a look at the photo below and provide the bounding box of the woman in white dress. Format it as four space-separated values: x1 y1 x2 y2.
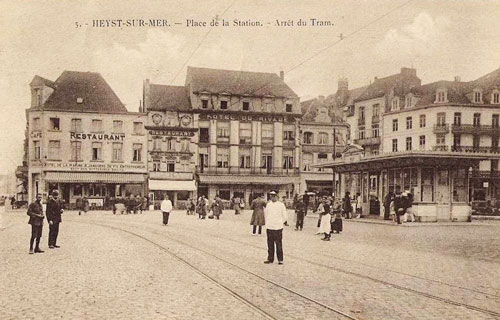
319 198 332 241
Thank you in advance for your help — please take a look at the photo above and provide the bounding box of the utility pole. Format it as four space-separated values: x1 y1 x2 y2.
332 126 336 198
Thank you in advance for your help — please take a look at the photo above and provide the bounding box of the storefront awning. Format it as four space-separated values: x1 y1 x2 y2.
45 172 145 183
148 179 196 191
198 175 297 185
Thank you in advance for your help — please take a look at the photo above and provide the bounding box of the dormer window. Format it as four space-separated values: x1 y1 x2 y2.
435 89 447 103
220 100 228 110
49 117 60 131
34 88 42 107
492 91 499 104
405 95 412 108
201 99 208 109
285 103 292 113
391 98 399 111
242 101 250 111
473 89 482 103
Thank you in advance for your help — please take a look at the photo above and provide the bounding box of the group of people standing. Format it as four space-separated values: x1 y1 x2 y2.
383 190 414 224
27 190 64 254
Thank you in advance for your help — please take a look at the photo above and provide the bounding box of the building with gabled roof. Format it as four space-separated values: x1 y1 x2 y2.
26 71 147 206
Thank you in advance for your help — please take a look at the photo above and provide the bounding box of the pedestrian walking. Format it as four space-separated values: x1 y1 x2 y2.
318 198 332 241
197 195 208 219
187 198 196 215
134 195 142 214
294 195 306 231
46 190 64 249
263 191 287 264
210 195 223 219
27 193 45 254
354 192 362 218
331 198 343 234
342 192 353 219
250 194 266 235
383 191 394 220
233 196 241 215
10 195 16 209
160 194 173 226
83 197 90 214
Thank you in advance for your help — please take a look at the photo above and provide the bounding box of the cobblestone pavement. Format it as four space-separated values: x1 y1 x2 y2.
1 208 499 319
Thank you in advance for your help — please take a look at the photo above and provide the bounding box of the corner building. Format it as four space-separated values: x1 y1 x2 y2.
188 67 301 204
27 71 148 207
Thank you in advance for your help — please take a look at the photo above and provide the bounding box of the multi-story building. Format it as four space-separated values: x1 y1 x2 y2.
186 67 301 205
27 71 148 207
320 67 500 221
142 81 198 208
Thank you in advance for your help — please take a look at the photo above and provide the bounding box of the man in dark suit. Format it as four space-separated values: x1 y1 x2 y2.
393 191 406 225
27 193 45 254
46 190 64 249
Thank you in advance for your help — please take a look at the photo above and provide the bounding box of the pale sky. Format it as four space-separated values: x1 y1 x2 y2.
1 0 500 175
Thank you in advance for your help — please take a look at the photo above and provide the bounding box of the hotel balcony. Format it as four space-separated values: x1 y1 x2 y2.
358 118 365 126
302 144 344 153
354 136 381 146
371 115 380 123
196 166 299 176
451 145 500 154
432 145 449 151
433 124 449 134
451 124 500 135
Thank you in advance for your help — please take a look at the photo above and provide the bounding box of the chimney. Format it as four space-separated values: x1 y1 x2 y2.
454 76 461 82
279 70 284 81
139 100 143 113
143 79 150 112
337 77 349 105
400 67 417 77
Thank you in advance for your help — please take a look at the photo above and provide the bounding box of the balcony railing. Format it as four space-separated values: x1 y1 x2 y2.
354 136 381 146
358 118 365 126
451 124 500 135
433 124 449 134
196 166 299 176
432 145 449 151
451 145 500 154
372 115 380 123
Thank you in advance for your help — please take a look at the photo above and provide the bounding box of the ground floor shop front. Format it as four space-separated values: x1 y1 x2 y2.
148 179 197 210
29 171 147 209
324 152 492 222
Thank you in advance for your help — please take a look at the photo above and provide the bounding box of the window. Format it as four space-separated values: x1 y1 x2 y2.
48 140 60 160
262 124 273 139
32 117 41 131
285 104 292 113
33 141 41 160
180 139 190 152
392 119 398 132
239 122 251 144
199 153 208 169
92 142 102 160
473 113 481 127
153 137 161 150
133 144 142 162
391 98 399 111
34 88 42 106
112 143 122 161
493 114 499 128
406 117 412 130
473 90 482 103
453 134 461 147
303 132 313 144
217 122 229 138
71 141 82 161
419 115 426 128
264 102 274 112
167 161 175 172
492 136 499 150
283 156 293 169
199 128 209 143
359 106 365 124
217 149 229 168
220 100 228 110
201 99 209 109
92 119 103 132
166 138 174 151
372 124 379 137
406 137 412 151
436 90 446 103
372 104 380 118
347 105 355 116
302 153 312 171
392 139 398 152
113 120 123 133
242 101 250 111
405 96 412 108
49 118 60 131
318 132 328 145
473 135 480 150
437 113 446 126
239 154 251 168
71 119 82 133
454 112 461 125
283 130 294 141
421 168 434 202
436 134 445 145
153 160 160 172
419 135 425 149
133 122 143 134
358 128 365 140
493 92 500 104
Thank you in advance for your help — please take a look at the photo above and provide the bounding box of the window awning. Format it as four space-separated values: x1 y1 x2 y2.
45 172 145 183
148 179 197 191
198 175 297 185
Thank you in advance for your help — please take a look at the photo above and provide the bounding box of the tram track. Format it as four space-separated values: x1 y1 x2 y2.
74 219 361 320
80 216 500 319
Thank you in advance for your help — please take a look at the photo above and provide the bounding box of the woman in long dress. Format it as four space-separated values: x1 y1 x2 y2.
318 199 332 241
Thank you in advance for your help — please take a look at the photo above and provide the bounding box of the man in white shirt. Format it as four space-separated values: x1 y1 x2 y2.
264 191 288 265
160 194 173 226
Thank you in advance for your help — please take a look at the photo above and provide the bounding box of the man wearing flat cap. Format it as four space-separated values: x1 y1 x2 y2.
264 191 288 265
46 190 64 248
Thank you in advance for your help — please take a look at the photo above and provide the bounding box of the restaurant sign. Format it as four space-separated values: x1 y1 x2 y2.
148 129 195 137
199 112 295 123
70 132 126 141
44 161 146 172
